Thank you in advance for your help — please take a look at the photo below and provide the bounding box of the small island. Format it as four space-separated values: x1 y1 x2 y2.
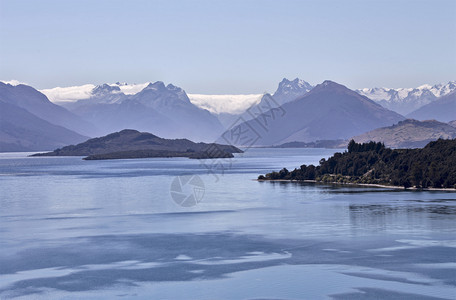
31 129 242 160
259 139 456 190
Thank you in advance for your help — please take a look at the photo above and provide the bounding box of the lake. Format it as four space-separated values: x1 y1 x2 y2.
0 148 455 299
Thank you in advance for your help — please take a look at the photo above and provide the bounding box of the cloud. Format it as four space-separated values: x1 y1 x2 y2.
40 84 96 103
188 94 263 114
112 82 150 95
40 82 151 103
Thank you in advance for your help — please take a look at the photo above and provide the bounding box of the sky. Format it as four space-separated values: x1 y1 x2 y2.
0 0 455 94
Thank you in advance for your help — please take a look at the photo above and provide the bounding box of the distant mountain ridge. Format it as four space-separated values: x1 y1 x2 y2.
352 119 456 148
357 81 456 115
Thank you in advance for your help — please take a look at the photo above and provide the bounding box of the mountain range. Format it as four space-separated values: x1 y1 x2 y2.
219 81 405 146
41 79 455 121
357 81 456 115
1 78 455 152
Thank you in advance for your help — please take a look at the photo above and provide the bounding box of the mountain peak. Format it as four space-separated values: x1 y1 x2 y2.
143 81 166 91
272 77 313 105
92 84 121 95
166 83 184 93
277 78 313 92
313 80 348 92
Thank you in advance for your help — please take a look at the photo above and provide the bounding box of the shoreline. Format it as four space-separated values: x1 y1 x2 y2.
256 179 456 192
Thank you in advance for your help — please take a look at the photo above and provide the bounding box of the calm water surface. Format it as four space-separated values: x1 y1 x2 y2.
0 148 455 299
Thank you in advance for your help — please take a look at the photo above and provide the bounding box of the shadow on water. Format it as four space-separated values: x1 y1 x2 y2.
1 232 455 298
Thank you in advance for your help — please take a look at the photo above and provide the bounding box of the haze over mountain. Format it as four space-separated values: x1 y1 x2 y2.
352 119 456 148
357 81 456 115
219 80 405 146
407 91 456 122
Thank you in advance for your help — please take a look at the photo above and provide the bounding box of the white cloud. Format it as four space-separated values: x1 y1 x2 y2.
188 94 263 114
110 82 150 95
40 84 96 103
40 82 151 103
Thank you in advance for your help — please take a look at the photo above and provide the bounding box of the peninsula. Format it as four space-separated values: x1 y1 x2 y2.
259 139 456 189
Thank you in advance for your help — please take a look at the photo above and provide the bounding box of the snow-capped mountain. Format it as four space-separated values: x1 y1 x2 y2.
272 78 313 105
54 81 225 142
41 79 314 114
357 81 456 115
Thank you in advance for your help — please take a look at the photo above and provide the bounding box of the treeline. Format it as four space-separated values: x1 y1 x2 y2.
259 139 456 189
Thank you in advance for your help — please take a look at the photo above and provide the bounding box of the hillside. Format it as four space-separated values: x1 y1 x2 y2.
0 82 96 136
352 119 456 148
0 100 88 152
32 129 242 160
219 80 405 146
407 91 456 122
259 139 456 189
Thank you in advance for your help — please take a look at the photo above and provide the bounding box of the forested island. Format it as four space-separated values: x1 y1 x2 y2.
32 129 242 160
259 139 456 189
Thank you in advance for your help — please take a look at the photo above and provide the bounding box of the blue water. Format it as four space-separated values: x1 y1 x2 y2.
0 148 455 299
